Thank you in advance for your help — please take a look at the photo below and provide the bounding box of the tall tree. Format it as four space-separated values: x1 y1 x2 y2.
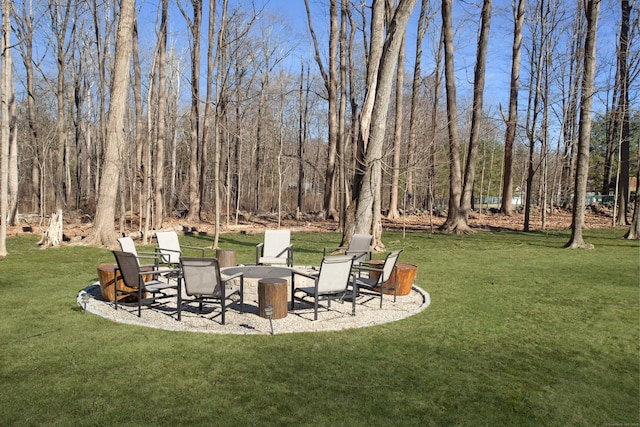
155 0 169 229
84 0 136 247
179 0 203 222
615 0 632 226
348 0 418 249
499 0 525 216
0 0 13 257
523 0 545 232
387 34 406 220
304 0 340 220
441 0 492 233
14 0 41 215
48 0 75 211
625 146 640 239
212 0 228 249
406 0 433 210
566 0 600 249
202 0 217 240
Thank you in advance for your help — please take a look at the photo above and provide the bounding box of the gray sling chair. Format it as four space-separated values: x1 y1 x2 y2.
323 233 373 266
155 231 206 269
178 257 244 325
112 250 180 317
117 236 175 275
256 229 293 267
290 255 357 321
353 249 403 308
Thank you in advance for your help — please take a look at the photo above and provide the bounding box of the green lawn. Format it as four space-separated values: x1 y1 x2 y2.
0 228 638 426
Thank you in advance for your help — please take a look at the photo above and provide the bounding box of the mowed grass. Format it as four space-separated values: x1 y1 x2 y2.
0 228 638 426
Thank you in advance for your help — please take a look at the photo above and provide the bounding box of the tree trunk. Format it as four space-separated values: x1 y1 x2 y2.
15 1 41 216
625 148 639 240
406 0 431 210
155 0 168 229
0 0 12 256
387 35 406 220
440 0 464 233
182 0 202 222
203 0 217 242
338 0 348 228
459 0 492 226
615 0 631 226
84 0 136 247
39 209 63 248
213 0 229 249
523 0 545 232
131 20 144 234
304 0 339 220
352 0 418 250
7 37 18 227
297 59 308 217
500 0 525 216
566 0 600 249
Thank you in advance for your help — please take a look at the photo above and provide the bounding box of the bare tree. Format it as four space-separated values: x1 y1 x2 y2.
7 46 18 227
406 0 434 210
522 0 544 232
499 0 525 216
387 34 406 220
14 0 41 216
349 0 418 250
297 58 309 217
212 0 228 248
441 0 492 233
131 19 145 235
304 0 339 220
0 0 13 257
84 0 136 247
625 146 640 239
565 0 601 249
48 0 75 211
179 0 203 222
202 0 218 242
154 0 169 229
615 0 632 226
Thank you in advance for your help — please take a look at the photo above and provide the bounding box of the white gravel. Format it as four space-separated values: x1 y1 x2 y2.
77 267 430 335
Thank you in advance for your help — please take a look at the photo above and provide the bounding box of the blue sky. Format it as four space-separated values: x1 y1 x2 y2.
131 0 625 120
256 0 623 113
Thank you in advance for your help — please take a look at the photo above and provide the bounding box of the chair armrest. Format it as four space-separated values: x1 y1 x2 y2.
291 269 317 281
181 245 206 257
286 244 294 267
221 271 244 282
135 250 159 256
138 267 180 278
136 254 162 266
155 247 181 259
354 263 383 277
255 243 264 264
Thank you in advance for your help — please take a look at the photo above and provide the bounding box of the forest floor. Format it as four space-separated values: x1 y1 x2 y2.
9 203 626 241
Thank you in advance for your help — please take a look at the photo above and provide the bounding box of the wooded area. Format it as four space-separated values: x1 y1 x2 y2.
0 0 638 254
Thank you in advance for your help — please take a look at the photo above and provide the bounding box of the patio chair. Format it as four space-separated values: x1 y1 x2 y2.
323 233 372 266
354 249 403 308
256 229 293 267
178 257 244 325
118 236 176 276
290 255 356 321
112 250 180 317
155 231 205 268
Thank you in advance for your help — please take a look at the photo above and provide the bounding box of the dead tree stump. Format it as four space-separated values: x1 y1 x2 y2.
38 210 63 248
